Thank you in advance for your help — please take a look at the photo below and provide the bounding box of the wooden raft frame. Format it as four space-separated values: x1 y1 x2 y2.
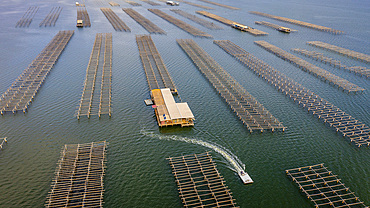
167 152 238 208
286 164 367 208
170 9 223 30
45 141 107 208
123 8 166 34
15 6 39 28
100 8 131 32
39 6 63 27
77 7 91 27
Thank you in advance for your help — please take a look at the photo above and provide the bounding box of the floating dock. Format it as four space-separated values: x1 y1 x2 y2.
170 9 223 30
39 7 62 27
292 48 369 79
196 11 268 36
286 164 368 208
307 41 370 63
109 1 120 6
0 137 7 150
0 30 74 115
249 11 344 34
149 9 212 38
255 21 295 32
254 40 364 93
77 7 91 27
126 1 142 6
177 39 285 132
77 33 112 119
140 0 160 6
214 40 370 147
123 8 166 34
167 152 238 207
198 0 239 10
15 6 39 28
45 141 107 208
101 8 131 32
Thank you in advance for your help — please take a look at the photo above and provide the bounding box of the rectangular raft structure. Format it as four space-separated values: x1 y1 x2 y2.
167 152 239 208
196 11 268 36
45 141 107 208
126 1 142 6
286 164 368 208
0 30 74 115
123 8 166 34
109 1 120 6
15 6 39 27
100 8 131 31
39 7 63 27
140 0 160 6
77 7 91 27
255 21 295 32
198 0 239 10
180 1 214 10
307 41 370 64
254 40 364 93
170 9 223 30
77 33 112 119
177 39 285 132
213 40 370 147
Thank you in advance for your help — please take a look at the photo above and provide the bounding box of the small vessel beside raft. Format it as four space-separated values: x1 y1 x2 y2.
278 26 291 33
238 170 253 184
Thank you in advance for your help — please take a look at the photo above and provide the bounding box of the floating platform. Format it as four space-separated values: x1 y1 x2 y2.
123 8 166 34
0 30 74 115
101 8 131 31
307 41 370 63
250 11 343 34
196 11 268 36
254 40 364 93
286 164 368 208
77 7 91 27
45 141 107 208
255 21 296 33
39 7 62 27
167 152 239 207
149 9 212 38
0 137 7 150
15 6 39 28
77 33 112 119
198 0 239 10
292 48 369 78
177 39 285 132
214 40 370 147
171 9 223 30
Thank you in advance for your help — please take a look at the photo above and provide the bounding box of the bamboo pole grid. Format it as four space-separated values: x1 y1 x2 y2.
136 35 177 92
195 11 268 36
0 137 7 150
179 1 215 10
170 9 223 30
77 33 112 119
292 49 369 79
307 41 370 64
77 7 91 27
39 7 63 27
255 21 296 31
167 152 239 208
286 164 368 208
177 39 285 133
45 141 107 208
126 1 142 6
0 30 74 115
148 9 213 38
15 6 39 28
198 0 239 10
213 40 370 147
249 11 344 34
108 1 120 6
123 8 166 34
254 41 364 93
140 0 160 6
100 8 131 32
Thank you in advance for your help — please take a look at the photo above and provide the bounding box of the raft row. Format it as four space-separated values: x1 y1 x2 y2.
15 6 39 28
126 1 142 6
292 48 369 79
77 7 91 27
0 30 74 115
39 6 62 27
214 40 370 147
77 33 112 119
198 0 239 10
100 8 131 32
123 8 166 34
167 152 239 208
149 9 212 38
177 39 285 132
286 164 367 208
136 35 177 92
180 0 214 10
254 40 364 93
170 9 223 30
140 0 160 6
249 11 344 34
45 141 107 208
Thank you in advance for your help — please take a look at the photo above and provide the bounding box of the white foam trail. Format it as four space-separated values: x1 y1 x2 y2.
141 130 245 173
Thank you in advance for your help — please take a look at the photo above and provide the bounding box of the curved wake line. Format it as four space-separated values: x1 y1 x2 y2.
141 130 245 173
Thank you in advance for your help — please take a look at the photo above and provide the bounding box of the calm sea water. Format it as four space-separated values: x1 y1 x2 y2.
0 0 369 207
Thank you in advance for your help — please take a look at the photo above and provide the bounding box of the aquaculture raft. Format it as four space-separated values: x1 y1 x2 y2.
307 41 370 64
148 9 212 38
249 11 343 34
100 8 131 31
167 152 239 208
286 164 368 208
254 40 364 93
0 30 74 115
180 1 214 10
45 141 107 208
177 39 285 133
140 0 160 6
255 21 295 32
39 6 63 27
77 7 91 27
77 33 112 119
171 9 223 30
126 1 142 6
123 8 166 34
15 6 39 28
214 40 370 147
198 0 239 10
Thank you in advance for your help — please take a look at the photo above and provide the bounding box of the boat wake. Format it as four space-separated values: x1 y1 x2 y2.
140 130 246 173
